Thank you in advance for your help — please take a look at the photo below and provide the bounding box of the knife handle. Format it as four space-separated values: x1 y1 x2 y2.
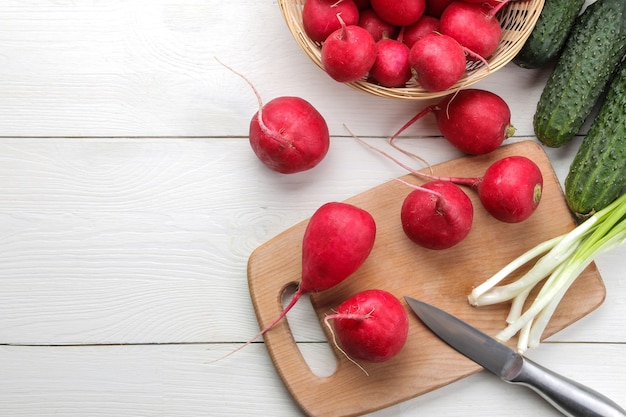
507 356 626 417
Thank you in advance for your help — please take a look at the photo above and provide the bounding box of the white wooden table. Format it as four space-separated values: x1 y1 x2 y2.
0 1 624 416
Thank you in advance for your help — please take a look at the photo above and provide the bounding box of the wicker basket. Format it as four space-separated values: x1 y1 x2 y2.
278 0 545 100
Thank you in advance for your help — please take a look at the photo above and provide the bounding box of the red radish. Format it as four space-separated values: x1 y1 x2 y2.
390 89 514 155
425 0 455 17
302 0 360 43
409 33 466 92
434 89 514 155
472 155 544 223
298 202 376 293
400 180 473 249
226 202 376 358
348 131 543 223
402 15 440 49
440 1 502 59
248 97 330 173
321 16 377 82
324 289 409 363
369 38 412 87
370 0 426 26
358 8 400 42
219 60 330 174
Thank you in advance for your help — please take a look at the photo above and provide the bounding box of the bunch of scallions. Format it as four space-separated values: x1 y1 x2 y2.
468 192 626 353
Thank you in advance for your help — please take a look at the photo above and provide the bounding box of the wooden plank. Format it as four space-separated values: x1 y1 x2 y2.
0 343 624 417
0 138 624 346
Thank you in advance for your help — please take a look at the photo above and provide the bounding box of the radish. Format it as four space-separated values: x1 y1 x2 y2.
369 38 412 87
440 1 502 59
370 0 426 26
409 33 467 92
401 14 440 49
357 8 400 42
324 289 409 363
348 129 543 223
400 180 473 249
219 60 330 174
298 202 376 293
248 96 330 173
434 89 514 155
471 155 544 223
302 0 360 43
321 15 377 82
391 89 514 155
253 203 376 343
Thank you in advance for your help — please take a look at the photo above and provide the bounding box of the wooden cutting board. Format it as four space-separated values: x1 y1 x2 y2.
247 140 606 417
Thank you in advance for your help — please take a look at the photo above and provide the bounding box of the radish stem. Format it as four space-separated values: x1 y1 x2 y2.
345 125 481 187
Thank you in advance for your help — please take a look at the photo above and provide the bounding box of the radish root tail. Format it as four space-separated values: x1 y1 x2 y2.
214 57 284 146
324 315 369 376
208 289 304 364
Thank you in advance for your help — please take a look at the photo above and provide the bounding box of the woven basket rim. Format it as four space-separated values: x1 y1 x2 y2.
279 0 545 100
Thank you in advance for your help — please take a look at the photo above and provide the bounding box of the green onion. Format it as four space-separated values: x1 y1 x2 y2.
468 192 626 353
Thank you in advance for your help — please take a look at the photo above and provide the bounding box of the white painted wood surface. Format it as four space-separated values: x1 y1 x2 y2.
0 1 623 416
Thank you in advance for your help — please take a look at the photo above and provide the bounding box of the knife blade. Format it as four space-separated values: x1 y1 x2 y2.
404 296 626 417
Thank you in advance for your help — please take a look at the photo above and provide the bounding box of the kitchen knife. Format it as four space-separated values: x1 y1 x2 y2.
404 296 626 417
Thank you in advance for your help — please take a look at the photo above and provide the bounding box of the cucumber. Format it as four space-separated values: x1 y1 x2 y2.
565 60 626 219
533 0 626 148
513 0 585 69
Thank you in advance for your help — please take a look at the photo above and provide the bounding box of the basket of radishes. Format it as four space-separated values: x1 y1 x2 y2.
279 0 544 99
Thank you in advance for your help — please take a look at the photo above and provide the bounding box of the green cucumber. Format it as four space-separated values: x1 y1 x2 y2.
565 59 626 219
533 0 626 148
513 0 585 69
